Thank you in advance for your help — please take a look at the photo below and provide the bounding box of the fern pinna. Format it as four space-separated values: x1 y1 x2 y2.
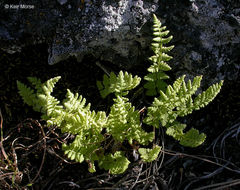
17 14 223 174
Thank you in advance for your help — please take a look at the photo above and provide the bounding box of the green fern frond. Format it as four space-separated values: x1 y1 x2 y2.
193 80 223 110
144 75 223 127
42 76 61 95
62 110 107 134
17 81 37 108
97 71 141 98
27 77 43 94
98 151 130 174
107 96 154 145
18 76 108 172
147 61 171 73
179 128 206 147
144 72 169 96
166 122 206 147
144 75 223 146
138 145 161 162
62 131 104 163
165 122 186 141
17 76 62 114
63 89 90 113
144 14 174 96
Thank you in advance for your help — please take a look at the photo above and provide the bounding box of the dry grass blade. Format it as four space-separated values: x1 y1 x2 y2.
27 119 47 185
0 108 11 167
163 149 240 174
161 146 240 190
183 163 229 190
211 119 240 160
0 109 23 189
194 178 240 190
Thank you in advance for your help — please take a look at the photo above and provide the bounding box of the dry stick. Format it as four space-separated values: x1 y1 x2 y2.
10 140 20 177
28 120 47 185
143 175 155 190
0 108 13 168
112 173 131 188
183 163 228 190
129 163 144 190
211 119 240 160
129 128 166 190
220 121 240 159
155 127 165 173
161 149 240 190
0 172 17 179
96 61 111 76
41 161 67 190
46 146 73 164
57 181 80 188
194 178 240 190
162 149 240 174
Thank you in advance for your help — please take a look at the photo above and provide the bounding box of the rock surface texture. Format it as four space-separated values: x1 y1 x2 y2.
1 0 239 82
157 0 240 84
0 0 158 68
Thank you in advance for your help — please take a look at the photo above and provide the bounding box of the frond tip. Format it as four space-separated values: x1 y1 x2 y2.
97 71 141 98
193 80 224 110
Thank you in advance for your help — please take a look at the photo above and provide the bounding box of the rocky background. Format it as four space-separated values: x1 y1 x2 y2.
1 0 239 83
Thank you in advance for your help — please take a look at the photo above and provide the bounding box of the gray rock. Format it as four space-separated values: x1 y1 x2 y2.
48 0 158 67
0 0 158 67
156 0 240 84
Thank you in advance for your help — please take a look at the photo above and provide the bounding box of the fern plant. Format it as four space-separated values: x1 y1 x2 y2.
17 14 223 174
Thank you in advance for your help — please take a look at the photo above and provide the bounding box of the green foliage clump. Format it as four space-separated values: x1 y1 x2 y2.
17 14 223 174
